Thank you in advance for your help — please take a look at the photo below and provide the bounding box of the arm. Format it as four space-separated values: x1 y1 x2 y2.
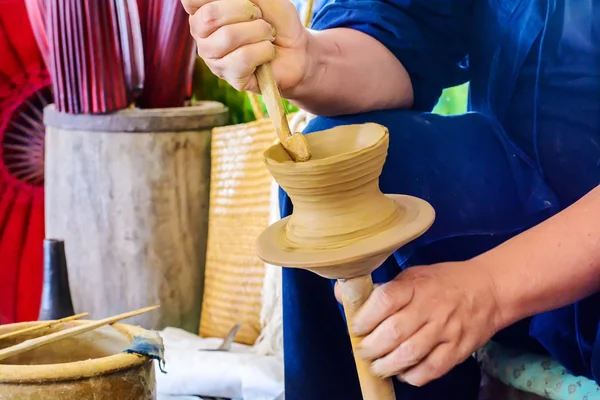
184 0 473 117
287 0 474 115
343 186 600 387
480 184 600 329
285 28 415 116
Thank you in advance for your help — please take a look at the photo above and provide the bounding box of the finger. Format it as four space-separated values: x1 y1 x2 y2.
352 279 414 336
397 342 457 387
334 281 342 303
357 307 427 361
242 75 260 93
334 282 381 304
207 40 275 91
181 0 216 15
370 322 440 378
189 0 263 38
197 19 275 60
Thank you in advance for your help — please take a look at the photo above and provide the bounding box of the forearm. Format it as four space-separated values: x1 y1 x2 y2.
284 28 414 116
476 185 600 329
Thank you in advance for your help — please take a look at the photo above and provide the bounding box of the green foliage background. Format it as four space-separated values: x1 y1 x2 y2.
433 83 469 116
192 58 469 123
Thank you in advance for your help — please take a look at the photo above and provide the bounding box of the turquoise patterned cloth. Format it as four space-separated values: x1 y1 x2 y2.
477 341 600 399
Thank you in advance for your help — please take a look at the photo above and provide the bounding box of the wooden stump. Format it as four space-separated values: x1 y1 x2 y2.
43 102 228 332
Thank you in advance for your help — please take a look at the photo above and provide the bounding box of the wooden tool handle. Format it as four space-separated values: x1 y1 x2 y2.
254 63 311 162
255 63 291 142
339 275 396 400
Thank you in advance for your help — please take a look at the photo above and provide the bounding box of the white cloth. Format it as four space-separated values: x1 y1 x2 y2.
156 327 284 400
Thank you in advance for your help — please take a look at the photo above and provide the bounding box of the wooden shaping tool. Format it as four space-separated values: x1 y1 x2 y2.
0 306 159 362
254 63 311 162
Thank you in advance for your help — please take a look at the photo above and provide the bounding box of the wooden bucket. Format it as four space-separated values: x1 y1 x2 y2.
0 321 156 399
43 102 228 333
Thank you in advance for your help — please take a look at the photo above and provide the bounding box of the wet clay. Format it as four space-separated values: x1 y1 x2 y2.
256 123 435 280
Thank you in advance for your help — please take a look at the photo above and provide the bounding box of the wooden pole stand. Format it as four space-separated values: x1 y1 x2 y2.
340 275 396 400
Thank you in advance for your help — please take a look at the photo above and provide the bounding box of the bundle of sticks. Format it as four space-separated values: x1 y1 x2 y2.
0 305 158 362
24 0 195 114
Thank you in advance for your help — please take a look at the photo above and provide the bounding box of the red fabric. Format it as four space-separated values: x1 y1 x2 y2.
24 0 49 69
0 0 48 324
46 0 128 113
0 185 17 242
137 0 195 108
16 194 44 321
0 186 23 324
0 0 45 105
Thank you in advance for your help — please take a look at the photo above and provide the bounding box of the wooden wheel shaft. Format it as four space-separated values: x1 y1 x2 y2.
340 275 396 400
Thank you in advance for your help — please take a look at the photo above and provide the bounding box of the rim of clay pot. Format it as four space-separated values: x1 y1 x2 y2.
263 123 388 168
257 194 435 280
0 321 149 383
43 101 229 133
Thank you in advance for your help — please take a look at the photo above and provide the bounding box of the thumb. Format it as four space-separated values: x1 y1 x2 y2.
251 0 304 43
334 281 382 304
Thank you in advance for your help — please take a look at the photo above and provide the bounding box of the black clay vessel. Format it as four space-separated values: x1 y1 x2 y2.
38 239 75 320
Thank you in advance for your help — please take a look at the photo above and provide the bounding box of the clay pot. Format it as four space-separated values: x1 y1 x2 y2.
264 122 399 248
256 123 435 279
0 321 156 399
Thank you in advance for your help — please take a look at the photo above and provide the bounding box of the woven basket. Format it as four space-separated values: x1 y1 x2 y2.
200 116 292 345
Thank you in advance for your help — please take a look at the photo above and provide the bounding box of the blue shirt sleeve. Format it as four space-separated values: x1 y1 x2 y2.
311 0 473 111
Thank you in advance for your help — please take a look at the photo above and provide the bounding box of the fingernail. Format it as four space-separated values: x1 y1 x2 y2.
355 346 367 359
370 361 386 378
251 3 262 19
370 361 379 374
269 24 277 38
351 323 365 336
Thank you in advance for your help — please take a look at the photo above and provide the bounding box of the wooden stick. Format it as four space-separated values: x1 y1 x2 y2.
339 275 396 400
0 306 159 362
302 0 315 28
247 93 265 120
254 63 311 162
246 0 312 123
0 313 89 341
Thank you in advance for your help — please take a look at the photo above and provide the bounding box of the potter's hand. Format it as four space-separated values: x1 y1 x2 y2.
334 261 502 387
181 0 309 92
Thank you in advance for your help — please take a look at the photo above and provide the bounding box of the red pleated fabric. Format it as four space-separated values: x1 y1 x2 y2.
36 0 143 114
137 0 195 108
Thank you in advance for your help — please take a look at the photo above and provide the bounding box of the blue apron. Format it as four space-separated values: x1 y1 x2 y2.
280 1 600 398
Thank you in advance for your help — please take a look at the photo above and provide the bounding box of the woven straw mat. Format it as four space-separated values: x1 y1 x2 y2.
200 115 294 345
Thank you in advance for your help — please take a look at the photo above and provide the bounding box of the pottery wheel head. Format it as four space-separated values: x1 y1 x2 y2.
256 123 436 280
